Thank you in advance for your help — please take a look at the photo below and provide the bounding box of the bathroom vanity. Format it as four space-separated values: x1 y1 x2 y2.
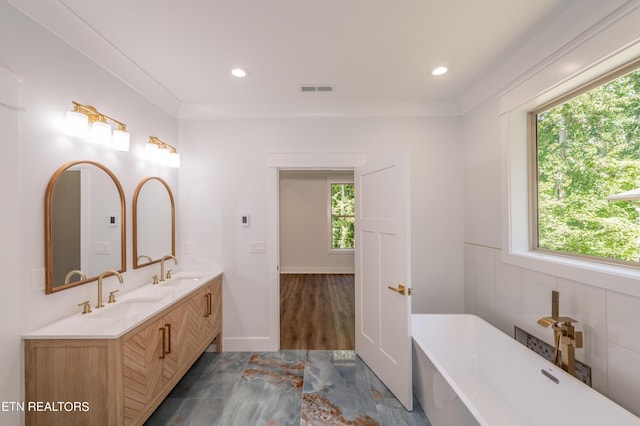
23 271 222 426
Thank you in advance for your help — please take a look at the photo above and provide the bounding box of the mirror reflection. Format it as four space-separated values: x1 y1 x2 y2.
45 161 125 293
133 177 175 268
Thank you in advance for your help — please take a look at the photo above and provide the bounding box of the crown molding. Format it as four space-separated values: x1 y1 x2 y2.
7 0 182 117
459 0 633 115
179 99 461 120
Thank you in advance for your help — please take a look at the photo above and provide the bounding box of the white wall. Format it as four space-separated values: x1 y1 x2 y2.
178 116 465 350
279 170 354 274
0 4 179 424
462 98 501 248
0 66 22 426
462 2 640 416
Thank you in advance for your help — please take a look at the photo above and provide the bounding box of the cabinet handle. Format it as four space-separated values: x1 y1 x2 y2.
159 327 166 359
207 292 212 316
204 293 210 317
165 324 172 355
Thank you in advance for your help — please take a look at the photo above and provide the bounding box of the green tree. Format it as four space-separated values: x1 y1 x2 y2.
537 69 640 262
331 183 355 249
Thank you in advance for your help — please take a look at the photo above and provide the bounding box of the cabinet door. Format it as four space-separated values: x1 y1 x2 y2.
210 278 222 336
200 279 222 347
123 319 164 424
161 302 192 384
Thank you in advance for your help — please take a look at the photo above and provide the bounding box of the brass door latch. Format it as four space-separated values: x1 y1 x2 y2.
387 284 413 296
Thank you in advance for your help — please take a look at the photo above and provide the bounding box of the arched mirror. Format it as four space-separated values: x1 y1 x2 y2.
45 161 126 293
133 177 175 268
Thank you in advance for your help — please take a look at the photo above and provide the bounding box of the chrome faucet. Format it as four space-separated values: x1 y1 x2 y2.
64 270 86 284
159 255 178 281
537 290 583 376
96 270 124 309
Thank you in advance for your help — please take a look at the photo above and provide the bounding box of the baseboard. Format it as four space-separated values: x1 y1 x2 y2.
222 336 279 352
280 266 355 274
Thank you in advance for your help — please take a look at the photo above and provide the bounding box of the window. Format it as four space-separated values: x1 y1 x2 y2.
330 182 354 250
532 61 640 265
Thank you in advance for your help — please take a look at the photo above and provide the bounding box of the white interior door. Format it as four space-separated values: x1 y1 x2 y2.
355 150 412 410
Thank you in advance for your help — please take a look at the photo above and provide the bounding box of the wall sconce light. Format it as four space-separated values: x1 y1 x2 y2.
146 136 180 168
65 101 130 151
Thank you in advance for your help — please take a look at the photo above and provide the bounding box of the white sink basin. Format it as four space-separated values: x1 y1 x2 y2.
134 285 176 298
172 271 205 280
90 298 162 319
159 277 202 288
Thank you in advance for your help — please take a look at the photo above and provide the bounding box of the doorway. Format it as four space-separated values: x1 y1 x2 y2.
278 170 355 350
268 151 413 409
279 273 354 349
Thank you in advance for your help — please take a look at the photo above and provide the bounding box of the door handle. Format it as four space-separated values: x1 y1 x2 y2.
388 284 406 295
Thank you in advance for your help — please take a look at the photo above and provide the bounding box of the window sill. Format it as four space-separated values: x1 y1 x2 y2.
329 249 354 255
503 249 640 298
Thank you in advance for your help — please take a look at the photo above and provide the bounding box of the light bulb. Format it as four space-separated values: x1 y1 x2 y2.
66 110 88 137
112 129 130 151
91 120 111 145
168 152 181 168
158 146 170 164
145 142 159 161
231 68 249 78
432 66 448 76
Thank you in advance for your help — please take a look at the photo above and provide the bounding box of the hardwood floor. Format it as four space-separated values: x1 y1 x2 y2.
280 274 355 350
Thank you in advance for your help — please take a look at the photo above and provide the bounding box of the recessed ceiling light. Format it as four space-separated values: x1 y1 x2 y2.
231 68 249 78
432 66 448 76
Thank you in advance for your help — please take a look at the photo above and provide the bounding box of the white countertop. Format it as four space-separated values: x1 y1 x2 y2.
23 269 223 340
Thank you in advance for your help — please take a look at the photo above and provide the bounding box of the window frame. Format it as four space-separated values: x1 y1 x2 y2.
497 12 640 298
528 58 640 268
327 178 355 254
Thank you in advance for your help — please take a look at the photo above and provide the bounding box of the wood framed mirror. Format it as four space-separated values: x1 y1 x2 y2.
133 177 175 268
45 161 126 293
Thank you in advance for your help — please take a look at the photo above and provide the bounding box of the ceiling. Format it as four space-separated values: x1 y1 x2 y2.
10 0 575 115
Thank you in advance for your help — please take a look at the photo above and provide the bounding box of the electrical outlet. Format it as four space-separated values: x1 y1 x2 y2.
32 268 45 292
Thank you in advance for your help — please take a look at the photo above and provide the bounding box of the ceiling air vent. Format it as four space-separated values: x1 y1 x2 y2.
300 85 335 93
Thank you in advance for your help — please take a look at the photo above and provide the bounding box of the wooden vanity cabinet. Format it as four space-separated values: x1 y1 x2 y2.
196 278 222 350
122 303 191 425
25 276 222 426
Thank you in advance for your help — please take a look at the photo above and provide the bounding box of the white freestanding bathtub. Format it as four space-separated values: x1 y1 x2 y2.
412 314 640 426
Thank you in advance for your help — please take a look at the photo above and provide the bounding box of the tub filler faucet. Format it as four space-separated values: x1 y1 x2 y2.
537 290 583 376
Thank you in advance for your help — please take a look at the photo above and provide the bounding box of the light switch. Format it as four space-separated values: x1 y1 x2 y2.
250 241 265 254
93 242 110 254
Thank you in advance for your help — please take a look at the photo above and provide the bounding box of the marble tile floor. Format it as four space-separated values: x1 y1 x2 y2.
145 350 431 426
